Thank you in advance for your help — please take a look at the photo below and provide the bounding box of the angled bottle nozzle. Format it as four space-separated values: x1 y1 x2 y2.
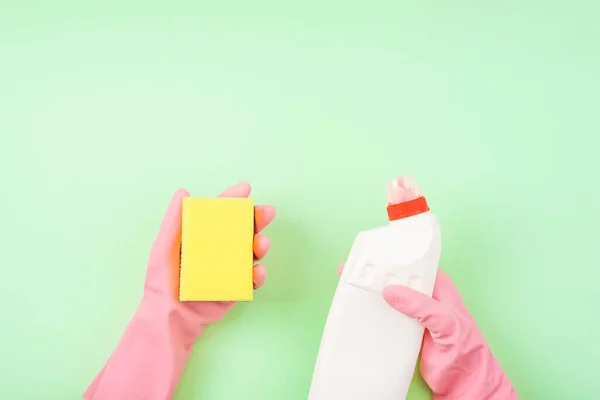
385 175 424 205
385 175 429 221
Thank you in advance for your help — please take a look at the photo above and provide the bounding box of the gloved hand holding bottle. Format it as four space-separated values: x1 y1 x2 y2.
337 264 518 399
83 182 275 400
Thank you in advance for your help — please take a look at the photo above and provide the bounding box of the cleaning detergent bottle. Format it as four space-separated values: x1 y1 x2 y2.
308 175 441 400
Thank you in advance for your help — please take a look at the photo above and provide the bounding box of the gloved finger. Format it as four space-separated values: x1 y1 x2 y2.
432 270 462 304
253 234 270 260
255 205 276 233
252 264 266 289
383 285 457 341
217 181 252 198
152 189 189 255
433 270 477 324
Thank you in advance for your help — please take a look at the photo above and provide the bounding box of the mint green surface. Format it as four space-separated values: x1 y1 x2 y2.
1 2 599 399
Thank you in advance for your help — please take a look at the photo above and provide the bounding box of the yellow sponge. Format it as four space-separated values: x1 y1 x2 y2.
179 197 255 301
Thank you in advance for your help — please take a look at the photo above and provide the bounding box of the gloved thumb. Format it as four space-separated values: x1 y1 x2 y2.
151 188 189 260
383 285 457 342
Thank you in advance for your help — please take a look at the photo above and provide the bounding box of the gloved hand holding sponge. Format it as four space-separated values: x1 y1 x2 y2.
84 181 517 400
84 183 275 400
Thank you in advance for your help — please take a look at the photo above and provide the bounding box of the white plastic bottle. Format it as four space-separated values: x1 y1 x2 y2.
308 175 442 400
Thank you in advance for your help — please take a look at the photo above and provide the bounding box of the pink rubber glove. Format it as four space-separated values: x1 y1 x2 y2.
84 182 275 400
337 265 517 399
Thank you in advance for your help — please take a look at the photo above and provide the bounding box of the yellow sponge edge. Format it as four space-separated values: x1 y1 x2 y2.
179 197 254 302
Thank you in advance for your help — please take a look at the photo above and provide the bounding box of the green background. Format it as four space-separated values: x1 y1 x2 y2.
1 1 599 399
